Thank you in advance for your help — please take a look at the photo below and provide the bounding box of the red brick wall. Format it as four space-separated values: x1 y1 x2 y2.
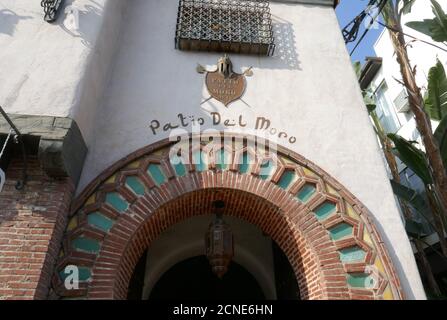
0 157 74 300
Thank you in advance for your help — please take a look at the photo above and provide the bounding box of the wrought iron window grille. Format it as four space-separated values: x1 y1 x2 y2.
41 0 65 23
175 0 275 56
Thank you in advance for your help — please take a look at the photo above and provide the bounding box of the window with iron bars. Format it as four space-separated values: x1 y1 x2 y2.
175 0 275 56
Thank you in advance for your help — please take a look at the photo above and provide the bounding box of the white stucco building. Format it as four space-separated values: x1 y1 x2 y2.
0 0 425 300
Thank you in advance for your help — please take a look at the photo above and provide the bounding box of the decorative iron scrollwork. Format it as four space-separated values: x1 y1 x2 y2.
175 0 275 56
41 0 64 23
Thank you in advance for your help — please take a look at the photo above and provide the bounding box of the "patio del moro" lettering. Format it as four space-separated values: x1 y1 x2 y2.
148 112 297 144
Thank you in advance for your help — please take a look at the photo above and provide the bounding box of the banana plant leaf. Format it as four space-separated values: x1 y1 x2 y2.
391 180 431 217
353 61 362 78
424 59 447 121
390 180 433 237
388 134 433 184
405 0 447 42
363 90 377 111
401 0 417 15
353 61 377 111
434 115 447 169
366 103 377 113
405 219 430 238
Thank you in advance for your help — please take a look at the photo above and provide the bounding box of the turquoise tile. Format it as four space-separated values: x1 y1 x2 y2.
125 176 145 196
72 237 101 254
193 151 207 172
87 212 114 232
172 159 186 177
277 170 296 189
216 149 228 170
259 160 275 180
59 266 92 282
339 247 366 263
296 184 316 202
329 223 353 241
347 273 375 288
105 192 128 213
147 164 166 185
314 202 336 221
239 153 251 174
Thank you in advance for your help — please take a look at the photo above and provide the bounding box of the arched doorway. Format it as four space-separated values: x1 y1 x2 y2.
52 133 404 300
125 214 300 300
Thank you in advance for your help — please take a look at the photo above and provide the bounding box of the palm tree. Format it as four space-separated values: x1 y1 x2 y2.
381 0 447 219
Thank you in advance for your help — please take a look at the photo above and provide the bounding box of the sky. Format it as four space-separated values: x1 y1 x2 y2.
335 0 384 64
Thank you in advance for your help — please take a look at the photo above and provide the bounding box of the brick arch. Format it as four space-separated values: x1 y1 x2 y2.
52 133 405 300
109 187 325 300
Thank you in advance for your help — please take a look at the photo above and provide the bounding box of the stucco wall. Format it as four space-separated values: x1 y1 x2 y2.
0 0 124 144
1 0 426 299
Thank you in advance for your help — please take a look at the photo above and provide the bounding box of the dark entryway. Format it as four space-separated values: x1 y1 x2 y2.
148 255 265 300
127 241 301 300
272 241 300 300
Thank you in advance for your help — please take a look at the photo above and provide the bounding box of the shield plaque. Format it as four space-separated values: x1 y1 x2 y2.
201 55 248 107
205 71 246 107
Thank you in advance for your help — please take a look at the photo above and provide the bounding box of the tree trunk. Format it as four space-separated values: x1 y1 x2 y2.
425 186 447 257
370 111 401 180
385 12 447 223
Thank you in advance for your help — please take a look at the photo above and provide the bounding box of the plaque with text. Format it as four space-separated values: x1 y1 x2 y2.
198 55 251 107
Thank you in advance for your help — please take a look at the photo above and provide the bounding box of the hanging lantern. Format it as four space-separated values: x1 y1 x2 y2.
205 200 234 278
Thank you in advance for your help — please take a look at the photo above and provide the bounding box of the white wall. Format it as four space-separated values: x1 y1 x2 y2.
1 0 425 299
0 0 124 144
